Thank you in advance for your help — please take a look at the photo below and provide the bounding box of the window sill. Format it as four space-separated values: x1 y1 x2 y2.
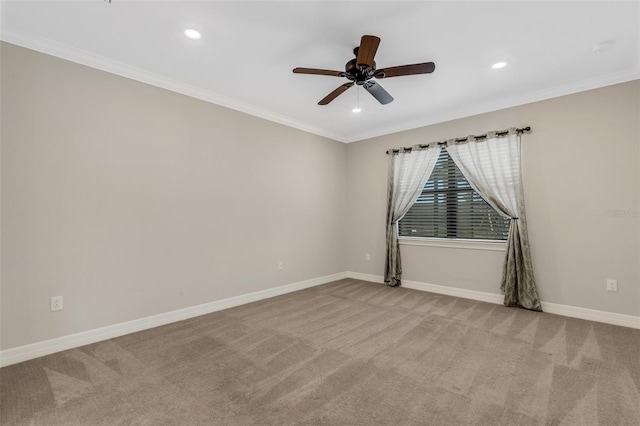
399 237 507 251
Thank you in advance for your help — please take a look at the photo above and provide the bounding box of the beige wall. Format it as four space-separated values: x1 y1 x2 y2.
347 80 640 317
1 43 347 350
2 41 639 352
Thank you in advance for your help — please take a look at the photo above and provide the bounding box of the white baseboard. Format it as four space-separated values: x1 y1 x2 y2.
346 271 503 304
539 301 640 330
401 279 505 305
345 271 385 284
346 271 640 330
0 272 347 368
3 270 638 367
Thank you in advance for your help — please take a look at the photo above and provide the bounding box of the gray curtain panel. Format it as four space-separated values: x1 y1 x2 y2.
385 146 441 286
446 129 542 311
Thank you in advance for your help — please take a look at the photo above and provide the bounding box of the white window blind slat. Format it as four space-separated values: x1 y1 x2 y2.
398 149 510 240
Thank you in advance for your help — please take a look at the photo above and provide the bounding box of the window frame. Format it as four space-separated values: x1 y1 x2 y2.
398 235 507 251
398 149 510 250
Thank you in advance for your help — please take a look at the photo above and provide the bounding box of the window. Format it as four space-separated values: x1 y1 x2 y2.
398 149 510 241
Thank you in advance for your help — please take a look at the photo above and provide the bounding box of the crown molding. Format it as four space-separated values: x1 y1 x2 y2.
0 26 349 143
343 68 640 143
2 26 638 145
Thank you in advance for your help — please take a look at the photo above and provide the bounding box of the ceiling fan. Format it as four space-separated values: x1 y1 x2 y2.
293 35 435 106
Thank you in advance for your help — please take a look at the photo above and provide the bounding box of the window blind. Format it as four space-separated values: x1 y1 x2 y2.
398 149 510 240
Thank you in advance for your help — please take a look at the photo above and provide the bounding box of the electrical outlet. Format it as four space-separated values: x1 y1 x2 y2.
51 296 63 312
606 279 618 292
278 261 284 271
365 253 371 261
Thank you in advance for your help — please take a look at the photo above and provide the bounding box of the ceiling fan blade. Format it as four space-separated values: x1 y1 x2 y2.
318 82 354 105
364 81 393 105
375 62 436 78
356 35 381 69
293 68 345 77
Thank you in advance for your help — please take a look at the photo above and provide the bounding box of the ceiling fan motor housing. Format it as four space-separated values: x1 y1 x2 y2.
345 58 377 85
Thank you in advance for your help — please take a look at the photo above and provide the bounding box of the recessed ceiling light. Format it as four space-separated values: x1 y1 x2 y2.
492 61 507 70
184 29 202 40
352 107 362 113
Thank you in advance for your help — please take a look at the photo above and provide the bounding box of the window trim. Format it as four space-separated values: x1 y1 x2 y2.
399 236 507 251
398 149 510 242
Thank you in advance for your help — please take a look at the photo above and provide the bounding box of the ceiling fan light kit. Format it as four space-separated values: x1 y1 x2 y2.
293 35 435 107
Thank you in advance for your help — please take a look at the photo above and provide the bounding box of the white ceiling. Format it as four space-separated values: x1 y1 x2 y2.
2 1 639 143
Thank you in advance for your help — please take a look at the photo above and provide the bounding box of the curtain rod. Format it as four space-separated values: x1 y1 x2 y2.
385 126 531 155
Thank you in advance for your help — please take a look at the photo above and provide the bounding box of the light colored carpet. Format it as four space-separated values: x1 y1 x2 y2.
1 278 639 425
